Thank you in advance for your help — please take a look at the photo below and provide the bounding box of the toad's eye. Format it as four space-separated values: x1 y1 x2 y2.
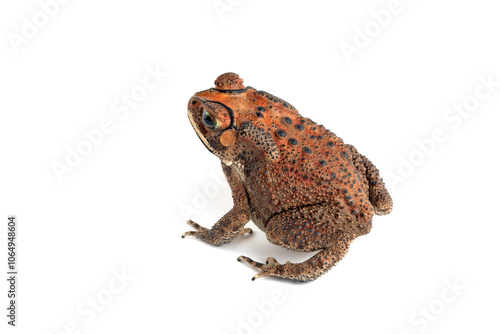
201 109 219 129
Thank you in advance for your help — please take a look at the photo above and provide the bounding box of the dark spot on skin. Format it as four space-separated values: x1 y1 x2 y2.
256 112 263 118
283 117 293 125
289 138 298 145
342 151 349 159
318 136 323 140
257 106 266 112
303 147 312 154
328 142 335 147
277 129 287 137
296 124 305 131
320 160 327 166
332 172 336 179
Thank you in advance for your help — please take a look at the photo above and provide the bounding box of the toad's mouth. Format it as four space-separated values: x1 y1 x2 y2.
188 108 215 155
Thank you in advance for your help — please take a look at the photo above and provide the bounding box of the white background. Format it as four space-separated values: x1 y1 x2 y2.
1 0 499 333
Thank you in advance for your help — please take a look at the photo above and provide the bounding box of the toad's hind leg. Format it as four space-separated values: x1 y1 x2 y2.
238 205 352 281
238 231 350 282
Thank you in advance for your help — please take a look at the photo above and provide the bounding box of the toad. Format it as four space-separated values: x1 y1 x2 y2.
182 73 393 281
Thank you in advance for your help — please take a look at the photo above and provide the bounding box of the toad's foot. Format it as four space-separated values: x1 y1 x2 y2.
182 219 252 246
182 219 209 238
237 256 296 281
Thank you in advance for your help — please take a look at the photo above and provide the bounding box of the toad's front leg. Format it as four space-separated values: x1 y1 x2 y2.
182 163 252 246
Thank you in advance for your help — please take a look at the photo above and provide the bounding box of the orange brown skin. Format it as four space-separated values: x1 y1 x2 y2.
183 73 393 281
